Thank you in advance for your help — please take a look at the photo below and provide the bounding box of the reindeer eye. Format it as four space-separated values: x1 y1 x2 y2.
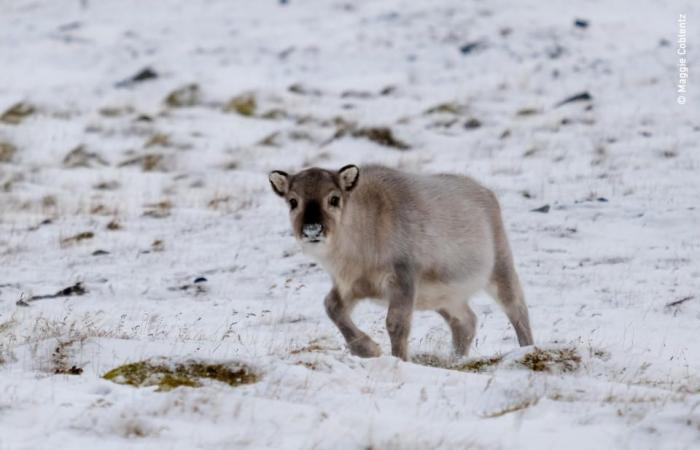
289 198 298 210
329 195 340 207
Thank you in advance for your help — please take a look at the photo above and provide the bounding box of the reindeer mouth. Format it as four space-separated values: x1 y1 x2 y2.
301 223 325 244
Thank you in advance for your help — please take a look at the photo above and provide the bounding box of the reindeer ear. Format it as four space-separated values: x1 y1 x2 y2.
268 170 290 196
338 165 360 191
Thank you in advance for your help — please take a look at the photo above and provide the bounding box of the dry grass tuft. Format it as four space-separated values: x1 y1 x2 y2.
482 397 539 418
119 153 169 172
63 145 108 168
98 105 134 117
143 200 172 218
290 338 339 355
424 102 464 115
150 239 165 252
144 133 171 148
61 231 95 246
51 339 84 375
93 180 120 190
164 84 200 108
0 343 13 366
413 353 504 373
0 141 17 162
517 347 581 373
326 122 410 150
1 102 35 125
351 126 410 150
257 131 281 147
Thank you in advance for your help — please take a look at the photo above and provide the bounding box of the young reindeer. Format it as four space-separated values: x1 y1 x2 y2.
269 164 533 360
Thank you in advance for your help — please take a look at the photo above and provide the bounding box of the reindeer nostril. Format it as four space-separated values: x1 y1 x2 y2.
302 223 323 238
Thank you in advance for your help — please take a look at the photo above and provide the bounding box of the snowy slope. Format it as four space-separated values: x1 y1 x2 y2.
1 0 699 449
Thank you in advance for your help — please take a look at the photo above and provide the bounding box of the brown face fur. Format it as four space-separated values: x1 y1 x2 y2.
269 165 359 245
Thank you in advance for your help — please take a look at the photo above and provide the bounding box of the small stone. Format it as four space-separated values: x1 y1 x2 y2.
459 41 486 54
464 118 482 129
115 67 158 87
555 92 592 108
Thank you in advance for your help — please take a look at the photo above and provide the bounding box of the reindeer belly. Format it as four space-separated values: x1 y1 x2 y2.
414 272 490 310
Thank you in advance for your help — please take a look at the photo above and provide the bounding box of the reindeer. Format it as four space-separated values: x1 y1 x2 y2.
269 164 533 360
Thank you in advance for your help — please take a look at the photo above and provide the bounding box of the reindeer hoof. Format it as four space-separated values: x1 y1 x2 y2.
349 337 381 358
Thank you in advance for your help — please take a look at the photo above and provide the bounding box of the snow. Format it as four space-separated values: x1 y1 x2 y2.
1 0 699 448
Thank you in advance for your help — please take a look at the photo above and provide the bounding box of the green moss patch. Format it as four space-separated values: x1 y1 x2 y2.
103 359 259 391
223 93 257 116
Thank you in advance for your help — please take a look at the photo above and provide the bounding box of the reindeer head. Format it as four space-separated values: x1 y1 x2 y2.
269 165 360 247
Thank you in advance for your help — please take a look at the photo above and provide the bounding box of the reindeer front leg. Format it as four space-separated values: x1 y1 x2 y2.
324 287 381 358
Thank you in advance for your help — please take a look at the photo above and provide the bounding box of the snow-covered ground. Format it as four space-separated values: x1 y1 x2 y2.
1 0 699 448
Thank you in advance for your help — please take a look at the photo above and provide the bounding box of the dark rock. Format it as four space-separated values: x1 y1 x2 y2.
18 282 88 305
464 118 482 129
194 277 207 283
67 366 83 375
55 283 87 297
531 204 550 213
115 67 158 88
459 41 486 55
288 83 321 96
574 19 589 28
555 92 592 107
